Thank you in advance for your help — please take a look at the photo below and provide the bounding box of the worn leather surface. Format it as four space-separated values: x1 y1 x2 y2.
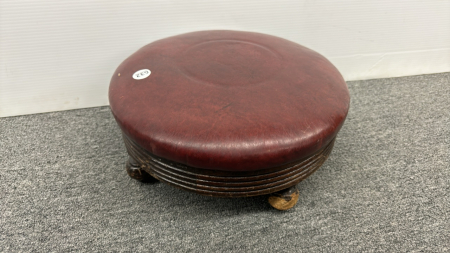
109 30 350 171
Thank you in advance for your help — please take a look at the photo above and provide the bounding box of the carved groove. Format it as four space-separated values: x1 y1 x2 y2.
123 133 335 197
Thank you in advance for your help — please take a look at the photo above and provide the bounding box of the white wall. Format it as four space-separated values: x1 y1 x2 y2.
1 0 449 117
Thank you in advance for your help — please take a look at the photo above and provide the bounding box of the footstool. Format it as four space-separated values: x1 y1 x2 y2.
109 30 349 210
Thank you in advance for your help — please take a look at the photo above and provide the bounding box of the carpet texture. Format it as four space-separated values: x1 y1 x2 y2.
1 73 449 252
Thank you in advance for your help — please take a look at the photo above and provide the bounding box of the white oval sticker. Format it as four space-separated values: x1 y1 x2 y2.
132 69 151 80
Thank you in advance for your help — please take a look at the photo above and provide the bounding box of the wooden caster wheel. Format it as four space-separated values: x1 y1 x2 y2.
125 156 155 183
268 185 299 211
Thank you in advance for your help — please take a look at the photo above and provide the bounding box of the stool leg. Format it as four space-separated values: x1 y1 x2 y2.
268 185 299 211
125 156 155 183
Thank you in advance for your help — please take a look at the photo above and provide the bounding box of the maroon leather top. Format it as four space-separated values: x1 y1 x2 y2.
109 30 349 171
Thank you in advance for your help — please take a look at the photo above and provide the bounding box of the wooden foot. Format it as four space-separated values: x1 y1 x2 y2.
125 156 155 183
268 185 299 211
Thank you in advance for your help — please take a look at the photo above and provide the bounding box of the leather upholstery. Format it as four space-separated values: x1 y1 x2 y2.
109 30 349 171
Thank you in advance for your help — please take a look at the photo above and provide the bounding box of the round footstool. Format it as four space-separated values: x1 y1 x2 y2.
109 30 349 210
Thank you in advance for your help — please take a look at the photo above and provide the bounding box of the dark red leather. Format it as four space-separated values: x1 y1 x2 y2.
109 30 350 171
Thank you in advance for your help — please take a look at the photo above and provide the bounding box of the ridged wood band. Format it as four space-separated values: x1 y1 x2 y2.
123 133 335 197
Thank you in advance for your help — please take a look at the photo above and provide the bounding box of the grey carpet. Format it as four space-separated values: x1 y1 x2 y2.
1 73 449 252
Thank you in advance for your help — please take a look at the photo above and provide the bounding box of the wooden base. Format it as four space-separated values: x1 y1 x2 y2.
122 132 334 210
